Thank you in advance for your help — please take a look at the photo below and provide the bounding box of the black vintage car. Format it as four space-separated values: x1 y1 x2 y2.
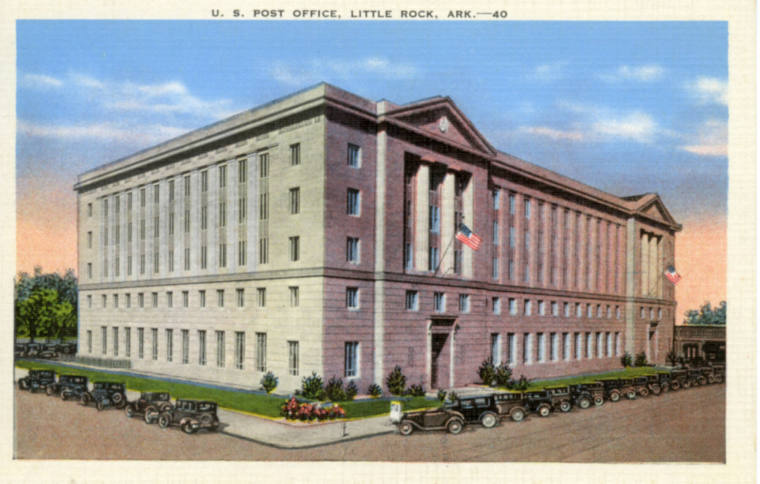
81 382 127 410
24 343 58 359
668 369 688 391
395 406 466 436
14 343 26 358
569 382 605 408
126 392 174 423
710 364 726 384
492 391 529 422
444 395 502 428
598 378 637 402
157 400 220 434
17 369 56 392
523 387 572 417
55 375 89 401
632 376 652 397
687 368 706 387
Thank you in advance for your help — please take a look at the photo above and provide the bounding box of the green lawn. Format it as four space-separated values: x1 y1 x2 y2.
495 366 664 392
14 360 431 418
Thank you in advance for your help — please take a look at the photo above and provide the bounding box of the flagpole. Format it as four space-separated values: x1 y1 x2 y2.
434 229 458 276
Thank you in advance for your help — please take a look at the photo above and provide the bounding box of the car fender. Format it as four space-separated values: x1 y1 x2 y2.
444 416 465 428
180 417 199 428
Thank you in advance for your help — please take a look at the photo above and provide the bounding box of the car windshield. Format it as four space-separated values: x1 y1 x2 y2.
198 402 216 412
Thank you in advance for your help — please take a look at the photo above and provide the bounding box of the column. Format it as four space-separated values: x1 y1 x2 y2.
625 218 636 354
566 210 576 291
640 231 649 296
374 128 387 386
246 153 259 272
462 174 474 279
598 219 607 294
513 195 524 285
414 163 430 271
527 198 538 286
441 171 456 274
190 170 201 276
207 165 218 270
577 214 586 290
589 217 597 292
541 203 551 287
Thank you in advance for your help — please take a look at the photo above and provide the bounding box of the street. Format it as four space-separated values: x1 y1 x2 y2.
15 383 724 462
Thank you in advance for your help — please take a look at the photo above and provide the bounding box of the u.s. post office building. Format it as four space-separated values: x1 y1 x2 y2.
75 83 681 393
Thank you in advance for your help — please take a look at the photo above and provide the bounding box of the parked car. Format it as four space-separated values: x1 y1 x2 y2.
443 395 501 428
687 368 706 387
157 399 220 434
55 342 78 354
568 382 605 408
80 381 127 410
56 375 89 401
632 376 652 397
598 378 636 402
393 405 466 436
14 343 27 358
524 387 572 417
492 391 529 422
24 343 58 359
668 369 688 390
710 364 725 383
126 392 174 423
17 369 56 392
642 374 663 395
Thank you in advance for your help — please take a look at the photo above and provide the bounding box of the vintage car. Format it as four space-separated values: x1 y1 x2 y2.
492 391 529 422
17 369 56 392
632 376 652 397
710 364 726 383
393 405 466 436
80 381 127 410
126 392 174 423
55 375 89 401
642 374 663 395
55 342 78 354
668 369 688 391
14 343 27 358
24 343 58 359
157 400 220 434
443 395 503 428
523 387 572 417
568 382 605 408
598 378 637 402
687 368 706 387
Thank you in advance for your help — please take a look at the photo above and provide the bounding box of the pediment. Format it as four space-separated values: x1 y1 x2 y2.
637 195 680 229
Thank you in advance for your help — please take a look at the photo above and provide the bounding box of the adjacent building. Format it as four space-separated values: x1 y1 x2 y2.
75 83 681 392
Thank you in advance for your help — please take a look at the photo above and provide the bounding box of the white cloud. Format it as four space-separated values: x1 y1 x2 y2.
518 126 585 141
599 64 664 82
686 77 728 105
21 73 63 88
528 62 567 82
270 57 420 86
679 119 727 157
18 120 187 145
592 111 656 142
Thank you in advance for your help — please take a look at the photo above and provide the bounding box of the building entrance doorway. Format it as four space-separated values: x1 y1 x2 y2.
430 333 448 389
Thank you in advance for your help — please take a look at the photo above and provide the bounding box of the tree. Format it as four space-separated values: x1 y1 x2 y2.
16 288 60 342
683 301 726 325
14 267 78 340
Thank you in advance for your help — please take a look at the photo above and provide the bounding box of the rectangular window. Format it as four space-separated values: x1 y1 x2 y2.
259 193 268 220
347 188 360 216
198 330 207 365
87 330 92 353
256 332 267 371
492 297 501 315
217 289 224 308
405 290 419 311
429 205 440 233
347 237 359 263
492 188 500 210
235 332 245 370
576 303 582 318
550 332 558 361
492 257 499 279
524 198 531 219
168 250 174 272
289 187 300 214
238 240 247 266
551 301 559 317
585 332 593 359
507 333 516 365
616 306 621 319
138 293 144 308
88 203 93 217
102 294 107 308
615 332 621 356
587 304 593 318
433 292 445 313
238 158 247 183
112 327 119 356
524 299 532 316
140 188 146 207
216 330 225 367
153 250 159 273
538 300 546 316
151 328 158 360
127 256 132 275
123 327 131 356
640 306 645 319
87 231 92 248
575 332 582 360
218 164 227 188
238 197 247 223
607 305 612 319
218 201 226 227
236 288 244 307
491 333 502 365
509 226 516 249
184 175 191 197
346 287 359 309
128 222 132 242
153 216 159 238
199 290 206 308
259 237 268 264
288 340 299 376
509 298 517 315
289 236 300 262
169 179 175 201
290 143 301 166
508 194 515 215
201 170 208 192
138 328 144 359
218 243 227 268
537 333 545 362
493 221 499 245
153 184 159 204
597 332 604 358
523 333 532 364
257 288 266 307
404 243 414 270
429 247 439 271
184 209 190 233
289 286 299 307
597 304 603 318
166 329 173 362
563 332 570 361
182 290 189 307
167 291 173 308
113 293 119 308
152 292 158 308
347 144 361 167
87 294 92 308
201 206 208 230
125 293 131 308
606 332 612 357
458 294 470 313
181 329 189 364
200 245 207 269
87 263 92 279
259 153 269 178
344 341 359 377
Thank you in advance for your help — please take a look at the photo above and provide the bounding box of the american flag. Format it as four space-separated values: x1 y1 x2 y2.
456 223 482 250
664 265 682 285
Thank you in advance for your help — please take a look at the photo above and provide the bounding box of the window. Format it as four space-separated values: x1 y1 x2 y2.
238 158 247 183
538 300 545 316
289 286 299 307
238 240 247 266
238 197 247 223
218 243 227 267
140 219 146 240
347 188 360 216
492 257 499 279
259 153 269 178
344 342 359 377
404 243 413 270
138 292 144 308
113 293 119 308
492 188 500 210
537 333 545 362
640 306 645 319
218 201 226 227
524 198 531 219
125 293 131 308
597 304 603 318
182 290 189 307
563 332 570 361
289 236 300 262
216 331 225 367
346 287 359 309
140 188 146 207
492 297 501 315
200 245 207 269
102 294 107 308
87 263 92 279
184 209 190 233
153 184 160 204
575 333 582 360
405 291 418 311
657 308 662 320
493 221 499 245
87 294 92 308
290 143 301 166
289 187 300 214
551 301 559 317
524 299 532 316
198 330 207 365
509 298 517 315
113 327 119 356
506 333 516 365
347 237 360 263
550 333 558 361
257 288 266 307
199 290 206 308
606 332 612 357
459 294 470 313
585 332 593 359
490 333 502 365
597 332 604 358
508 194 515 215
201 206 208 230
166 329 173 362
201 170 208 192
167 291 173 308
509 226 515 248
184 174 191 197
138 328 144 359
649 307 655 320
236 288 244 308
128 222 132 242
434 292 445 313
87 203 93 217
152 292 158 308
151 328 158 360
256 332 267 371
153 250 159 273
181 330 189 364
587 304 593 318
168 249 174 272
615 332 621 356
127 256 132 275
217 289 225 308
523 333 532 364
218 164 227 188
87 330 92 353
87 231 92 248
259 237 268 264
429 247 439 271
616 306 621 319
235 332 245 369
288 341 299 376
259 193 268 220
429 205 440 233
576 303 582 318
347 144 361 167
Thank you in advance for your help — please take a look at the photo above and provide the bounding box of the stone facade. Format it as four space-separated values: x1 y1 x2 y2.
76 83 681 393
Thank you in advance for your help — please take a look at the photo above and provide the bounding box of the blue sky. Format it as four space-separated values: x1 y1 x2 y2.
17 20 727 223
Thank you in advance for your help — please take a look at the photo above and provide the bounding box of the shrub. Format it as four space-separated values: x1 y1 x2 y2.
666 350 678 367
437 389 447 401
478 359 496 386
621 352 633 367
447 390 459 401
345 380 358 401
329 404 346 419
281 396 300 419
493 363 513 387
325 376 346 402
260 371 278 394
406 383 425 397
301 372 326 400
634 352 648 367
367 383 383 398
507 375 530 391
386 365 407 396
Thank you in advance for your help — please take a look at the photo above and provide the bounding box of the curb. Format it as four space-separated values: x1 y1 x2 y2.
220 427 395 450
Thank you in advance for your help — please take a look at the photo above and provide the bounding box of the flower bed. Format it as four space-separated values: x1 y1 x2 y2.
281 396 345 421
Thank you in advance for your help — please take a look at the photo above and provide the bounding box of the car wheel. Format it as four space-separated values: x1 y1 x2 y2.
160 403 173 413
670 381 680 391
698 377 707 386
537 404 551 417
158 413 171 429
609 391 620 402
61 391 69 401
96 400 104 411
46 386 55 396
200 414 213 426
144 406 158 424
707 375 716 384
446 418 463 434
480 412 498 428
593 396 604 407
18 380 28 391
682 380 691 389
80 394 90 406
651 384 661 395
578 397 591 409
125 406 134 418
559 400 572 412
511 408 525 422
111 393 123 404
399 420 414 436
626 390 637 400
182 422 196 435
639 388 649 398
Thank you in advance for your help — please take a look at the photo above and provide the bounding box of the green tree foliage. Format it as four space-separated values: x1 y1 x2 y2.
14 267 78 341
683 301 726 325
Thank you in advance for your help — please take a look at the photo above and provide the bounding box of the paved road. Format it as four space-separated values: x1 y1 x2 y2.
15 384 724 462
